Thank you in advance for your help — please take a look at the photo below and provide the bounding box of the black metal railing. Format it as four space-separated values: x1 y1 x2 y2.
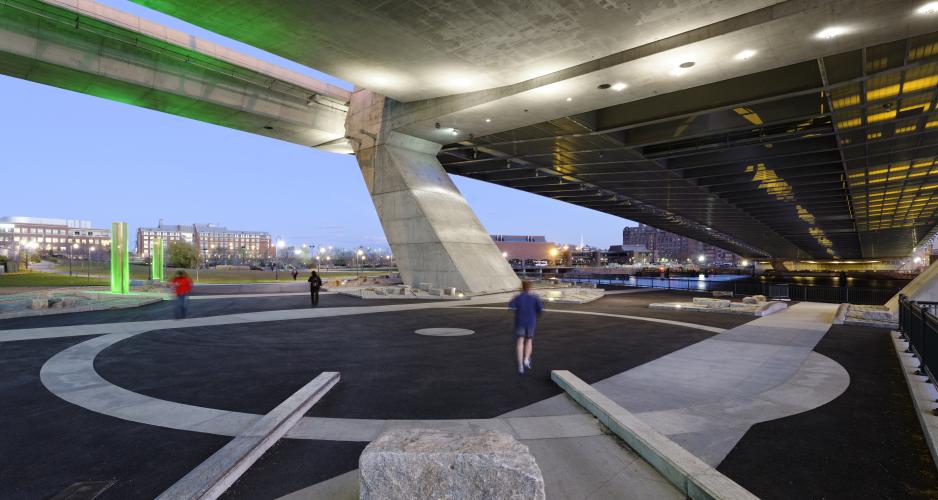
557 274 899 305
898 295 938 403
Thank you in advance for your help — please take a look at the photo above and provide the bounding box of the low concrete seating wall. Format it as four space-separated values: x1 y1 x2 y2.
691 298 731 308
649 299 786 316
837 304 898 328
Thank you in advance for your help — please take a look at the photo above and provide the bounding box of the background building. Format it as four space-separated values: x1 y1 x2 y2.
0 216 110 260
623 224 739 265
491 235 558 263
605 244 649 265
136 221 272 261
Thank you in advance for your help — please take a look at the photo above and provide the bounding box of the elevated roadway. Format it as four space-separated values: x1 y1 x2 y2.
4 0 938 290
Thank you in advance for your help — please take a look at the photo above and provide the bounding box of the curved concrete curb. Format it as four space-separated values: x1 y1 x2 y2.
552 370 758 500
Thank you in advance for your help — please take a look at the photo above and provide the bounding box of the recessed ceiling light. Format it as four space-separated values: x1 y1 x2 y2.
918 2 938 14
485 118 491 123
735 49 757 61
816 26 848 39
611 82 627 91
566 97 573 102
669 61 695 77
451 129 459 136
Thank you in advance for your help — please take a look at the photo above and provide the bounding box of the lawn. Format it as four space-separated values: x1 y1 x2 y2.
50 261 391 284
0 272 108 287
53 262 150 279
177 268 390 284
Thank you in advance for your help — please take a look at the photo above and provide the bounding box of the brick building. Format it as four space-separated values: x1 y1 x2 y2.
0 216 110 260
623 224 739 265
136 221 272 261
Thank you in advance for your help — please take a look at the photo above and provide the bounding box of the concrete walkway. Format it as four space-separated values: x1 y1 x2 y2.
28 299 846 499
506 302 845 465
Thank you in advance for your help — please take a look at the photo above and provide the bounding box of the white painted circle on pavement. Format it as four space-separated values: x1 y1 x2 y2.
415 328 475 336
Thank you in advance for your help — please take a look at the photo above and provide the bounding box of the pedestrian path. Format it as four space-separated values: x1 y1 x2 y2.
504 302 845 465
0 294 510 343
24 296 845 499
189 291 335 300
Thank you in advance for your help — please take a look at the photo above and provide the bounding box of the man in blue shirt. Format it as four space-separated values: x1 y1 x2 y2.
508 281 544 374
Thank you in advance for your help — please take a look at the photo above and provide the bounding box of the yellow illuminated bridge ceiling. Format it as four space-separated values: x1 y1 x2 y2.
440 32 938 260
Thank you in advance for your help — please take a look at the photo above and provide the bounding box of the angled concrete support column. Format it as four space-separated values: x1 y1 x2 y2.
346 90 520 294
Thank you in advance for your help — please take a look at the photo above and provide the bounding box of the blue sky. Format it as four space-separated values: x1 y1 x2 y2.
0 0 634 251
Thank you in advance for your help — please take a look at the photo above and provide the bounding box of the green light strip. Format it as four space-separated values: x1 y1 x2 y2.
110 222 129 294
151 238 164 282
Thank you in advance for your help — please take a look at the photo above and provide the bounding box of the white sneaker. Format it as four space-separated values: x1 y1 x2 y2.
523 358 532 370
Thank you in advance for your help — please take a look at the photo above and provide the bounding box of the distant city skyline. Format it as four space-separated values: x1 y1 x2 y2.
0 0 637 250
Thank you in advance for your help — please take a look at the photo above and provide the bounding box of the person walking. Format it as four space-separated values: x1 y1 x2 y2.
508 281 543 374
308 270 323 307
171 270 193 319
291 268 299 280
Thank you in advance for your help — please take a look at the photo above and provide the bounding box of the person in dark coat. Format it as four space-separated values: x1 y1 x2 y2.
308 270 323 307
508 281 544 374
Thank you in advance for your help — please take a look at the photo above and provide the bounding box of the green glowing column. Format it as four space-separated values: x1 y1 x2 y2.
151 238 164 282
110 222 129 294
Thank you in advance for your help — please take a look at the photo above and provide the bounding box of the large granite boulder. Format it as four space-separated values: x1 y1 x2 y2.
359 428 545 500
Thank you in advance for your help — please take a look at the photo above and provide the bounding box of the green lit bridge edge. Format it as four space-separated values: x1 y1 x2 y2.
110 222 129 294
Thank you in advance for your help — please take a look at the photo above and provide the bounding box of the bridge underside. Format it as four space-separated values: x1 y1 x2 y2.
439 33 938 260
125 0 938 261
6 0 938 266
0 0 351 153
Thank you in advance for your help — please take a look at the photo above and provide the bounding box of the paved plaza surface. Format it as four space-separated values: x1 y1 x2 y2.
720 324 938 500
0 292 438 331
1 289 936 499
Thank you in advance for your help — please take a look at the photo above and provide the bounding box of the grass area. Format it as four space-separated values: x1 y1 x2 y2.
0 272 108 287
52 261 391 284
180 269 389 284
53 262 150 279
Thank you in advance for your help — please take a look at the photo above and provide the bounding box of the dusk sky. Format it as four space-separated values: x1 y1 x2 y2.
1 0 635 251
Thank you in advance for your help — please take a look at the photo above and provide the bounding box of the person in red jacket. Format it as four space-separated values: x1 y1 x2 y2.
171 270 194 319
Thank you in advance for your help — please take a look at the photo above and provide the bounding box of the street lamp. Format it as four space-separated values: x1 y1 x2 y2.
357 249 365 277
69 242 79 276
24 240 38 270
87 245 96 283
275 239 286 280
